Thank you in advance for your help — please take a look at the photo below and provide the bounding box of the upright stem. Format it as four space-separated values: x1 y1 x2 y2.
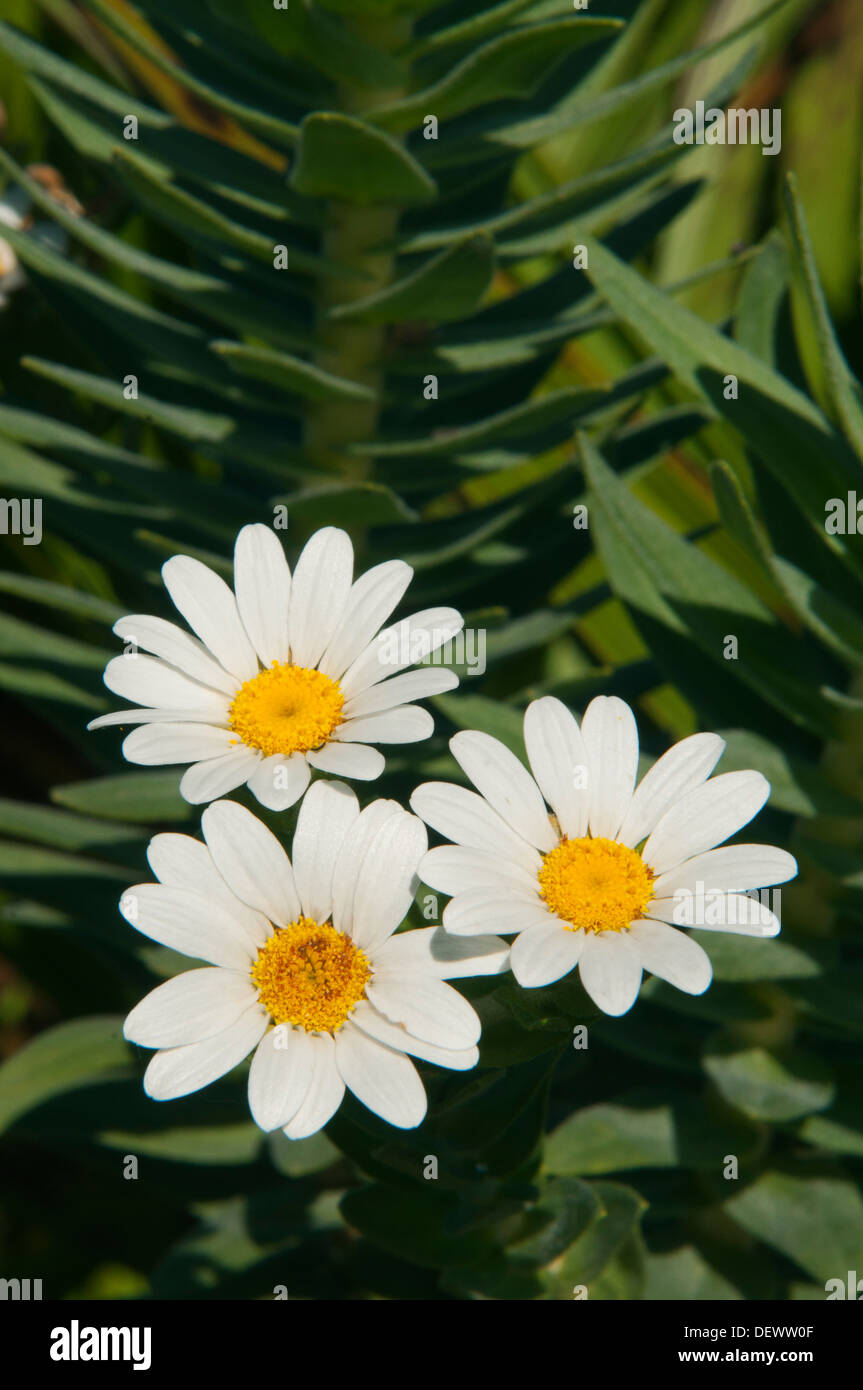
304 17 411 478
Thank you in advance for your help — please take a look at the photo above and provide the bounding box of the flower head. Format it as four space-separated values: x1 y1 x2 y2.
121 782 507 1136
90 524 463 808
411 695 798 1017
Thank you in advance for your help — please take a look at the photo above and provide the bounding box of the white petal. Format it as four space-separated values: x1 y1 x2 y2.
122 723 236 766
146 832 270 949
346 811 427 952
418 845 540 897
246 751 310 811
442 888 551 937
627 920 712 995
375 926 509 978
578 931 643 1015
147 832 219 895
524 696 590 840
343 666 458 718
367 971 480 1048
340 607 463 698
351 1000 479 1070
162 554 258 681
647 891 780 937
653 844 798 898
120 882 256 968
318 559 413 680
643 770 771 875
124 968 256 1047
581 695 639 840
282 1033 344 1139
179 747 261 804
510 921 586 987
291 779 360 923
617 732 725 848
306 742 385 780
113 615 238 695
247 1026 315 1131
202 799 301 925
103 654 230 716
409 782 541 875
334 706 433 744
334 1024 427 1129
143 1004 267 1100
450 730 556 852
89 706 227 730
331 800 404 937
234 523 291 667
288 527 353 668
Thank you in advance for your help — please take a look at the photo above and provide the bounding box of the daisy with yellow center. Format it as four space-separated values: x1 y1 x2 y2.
121 782 508 1136
89 523 464 810
411 696 798 1017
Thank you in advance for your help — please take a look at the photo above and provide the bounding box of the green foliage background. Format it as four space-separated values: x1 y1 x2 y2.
0 0 862 1300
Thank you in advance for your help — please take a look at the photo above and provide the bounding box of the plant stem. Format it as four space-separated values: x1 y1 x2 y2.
304 17 410 479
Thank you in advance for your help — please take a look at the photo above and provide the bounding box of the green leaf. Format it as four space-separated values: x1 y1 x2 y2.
724 1169 863 1283
329 234 495 324
703 1039 835 1123
784 174 863 462
718 729 863 818
291 113 435 205
98 1124 262 1166
581 238 863 580
361 387 604 458
0 841 132 884
211 341 376 403
691 930 829 984
544 1181 645 1294
457 0 791 155
507 1175 599 1264
51 772 192 824
0 798 142 853
0 19 172 126
110 148 335 275
267 1130 340 1177
545 1089 758 1175
0 146 223 292
0 1016 131 1135
796 1092 863 1159
373 18 621 132
583 436 839 738
433 692 525 754
82 0 299 146
271 482 415 528
643 1246 742 1300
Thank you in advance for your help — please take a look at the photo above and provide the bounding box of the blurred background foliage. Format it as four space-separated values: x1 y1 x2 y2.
0 0 862 1300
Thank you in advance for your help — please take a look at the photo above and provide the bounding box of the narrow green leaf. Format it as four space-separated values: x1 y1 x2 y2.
783 173 863 462
373 19 621 132
51 772 192 824
329 235 495 324
211 341 376 403
0 1016 131 1135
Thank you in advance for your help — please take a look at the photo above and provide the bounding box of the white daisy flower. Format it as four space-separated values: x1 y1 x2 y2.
121 782 508 1136
89 523 464 808
410 695 798 1018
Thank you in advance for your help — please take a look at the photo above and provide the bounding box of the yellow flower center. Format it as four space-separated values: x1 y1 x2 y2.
538 836 654 934
228 662 344 758
250 917 372 1033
